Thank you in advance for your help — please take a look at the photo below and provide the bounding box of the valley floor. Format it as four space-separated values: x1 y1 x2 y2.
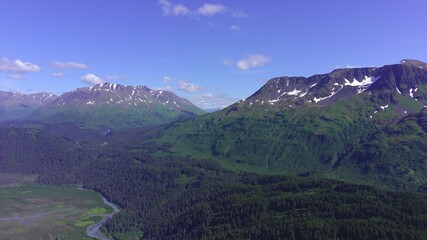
0 180 113 240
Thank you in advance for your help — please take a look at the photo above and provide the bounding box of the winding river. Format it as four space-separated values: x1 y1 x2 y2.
86 196 121 240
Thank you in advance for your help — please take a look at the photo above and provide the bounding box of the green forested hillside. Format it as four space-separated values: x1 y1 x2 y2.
143 93 427 192
0 127 426 239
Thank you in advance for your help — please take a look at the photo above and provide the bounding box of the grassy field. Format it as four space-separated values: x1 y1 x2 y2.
0 181 111 240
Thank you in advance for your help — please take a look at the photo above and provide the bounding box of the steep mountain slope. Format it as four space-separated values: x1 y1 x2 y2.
145 59 427 191
0 91 57 121
28 83 205 130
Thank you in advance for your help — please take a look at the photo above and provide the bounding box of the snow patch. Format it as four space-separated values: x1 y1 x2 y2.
299 91 308 97
313 86 343 103
380 104 389 110
396 87 402 95
344 76 377 87
288 88 302 96
86 101 95 105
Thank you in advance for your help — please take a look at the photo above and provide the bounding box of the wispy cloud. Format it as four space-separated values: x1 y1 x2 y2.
8 73 24 79
158 1 248 18
232 10 250 18
229 25 240 31
0 57 41 77
197 3 227 16
80 73 104 85
177 80 204 92
51 72 64 78
156 85 174 91
223 58 233 66
335 65 364 69
52 61 88 70
158 0 191 16
236 54 271 71
163 76 172 84
190 92 239 109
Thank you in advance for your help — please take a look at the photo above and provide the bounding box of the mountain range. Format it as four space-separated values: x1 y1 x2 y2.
0 91 57 121
0 83 205 131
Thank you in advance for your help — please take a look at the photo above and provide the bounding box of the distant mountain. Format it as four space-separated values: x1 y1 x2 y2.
145 59 427 191
27 83 205 130
203 107 222 113
0 91 57 122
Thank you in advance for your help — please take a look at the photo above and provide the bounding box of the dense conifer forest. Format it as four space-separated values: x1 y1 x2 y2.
0 127 426 239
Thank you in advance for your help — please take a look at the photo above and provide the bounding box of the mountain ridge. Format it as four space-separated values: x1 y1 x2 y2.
27 82 205 130
0 91 57 121
236 59 427 109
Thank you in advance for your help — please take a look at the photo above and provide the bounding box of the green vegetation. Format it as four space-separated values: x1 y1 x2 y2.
0 184 108 240
74 157 427 240
143 92 427 192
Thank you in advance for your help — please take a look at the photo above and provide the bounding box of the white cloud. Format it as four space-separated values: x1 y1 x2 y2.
156 85 174 91
80 74 104 85
158 1 247 18
340 65 361 69
236 54 271 71
223 58 233 66
229 25 240 31
52 61 88 70
190 92 239 109
232 10 249 18
177 80 204 92
158 0 190 16
51 72 64 78
0 57 41 74
197 3 227 16
163 76 172 84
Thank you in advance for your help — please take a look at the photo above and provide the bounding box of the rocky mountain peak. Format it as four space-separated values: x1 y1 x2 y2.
235 59 427 112
400 59 427 69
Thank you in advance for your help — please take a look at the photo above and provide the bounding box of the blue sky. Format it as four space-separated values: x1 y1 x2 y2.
0 0 426 109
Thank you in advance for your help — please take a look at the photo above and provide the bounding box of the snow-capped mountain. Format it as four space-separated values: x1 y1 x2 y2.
0 91 57 121
28 83 205 130
236 59 427 113
52 83 199 110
